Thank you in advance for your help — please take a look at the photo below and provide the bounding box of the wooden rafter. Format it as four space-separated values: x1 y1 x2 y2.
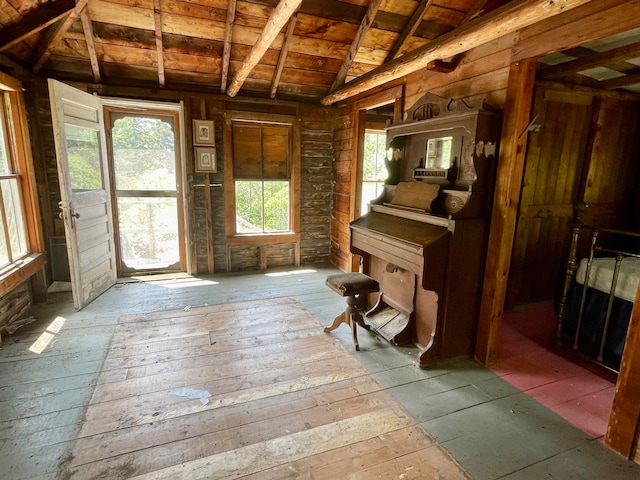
80 7 101 84
540 42 640 80
321 0 594 106
0 0 75 53
441 0 491 69
385 0 433 63
600 72 640 90
0 53 36 80
270 11 298 98
221 0 237 93
31 0 89 73
227 0 302 97
330 0 383 93
153 0 166 87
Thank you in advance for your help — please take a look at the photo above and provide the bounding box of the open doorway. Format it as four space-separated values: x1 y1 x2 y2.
103 101 186 276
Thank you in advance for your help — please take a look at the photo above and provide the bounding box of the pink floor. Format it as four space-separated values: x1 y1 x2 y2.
491 303 617 440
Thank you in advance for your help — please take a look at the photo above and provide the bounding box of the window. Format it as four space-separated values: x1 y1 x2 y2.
360 131 388 214
0 72 44 285
232 122 292 234
0 91 28 269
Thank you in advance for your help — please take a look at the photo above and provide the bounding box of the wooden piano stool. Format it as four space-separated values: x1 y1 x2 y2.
324 273 380 351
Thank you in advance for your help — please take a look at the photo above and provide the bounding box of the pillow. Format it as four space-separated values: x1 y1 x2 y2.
389 181 439 211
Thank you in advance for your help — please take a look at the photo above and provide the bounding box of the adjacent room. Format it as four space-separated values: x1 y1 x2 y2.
2 0 640 478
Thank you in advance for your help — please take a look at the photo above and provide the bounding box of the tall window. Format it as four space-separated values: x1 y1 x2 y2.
360 131 388 214
232 122 291 234
0 92 28 270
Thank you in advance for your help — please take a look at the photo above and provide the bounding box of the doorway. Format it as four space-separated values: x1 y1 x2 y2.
103 102 186 275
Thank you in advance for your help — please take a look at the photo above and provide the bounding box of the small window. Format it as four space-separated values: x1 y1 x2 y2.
360 131 388 214
232 122 292 234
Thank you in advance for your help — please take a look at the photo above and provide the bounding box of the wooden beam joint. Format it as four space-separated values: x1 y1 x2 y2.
426 60 455 73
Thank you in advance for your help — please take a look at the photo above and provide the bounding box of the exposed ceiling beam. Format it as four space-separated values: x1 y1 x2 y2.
227 0 302 97
0 0 75 53
80 7 101 84
321 0 594 106
540 42 640 80
270 11 298 99
330 0 383 92
221 0 237 93
31 0 90 73
385 0 433 63
600 72 640 90
442 0 491 67
153 0 166 87
0 53 38 80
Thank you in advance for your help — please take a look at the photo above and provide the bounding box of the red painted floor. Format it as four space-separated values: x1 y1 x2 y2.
490 303 617 440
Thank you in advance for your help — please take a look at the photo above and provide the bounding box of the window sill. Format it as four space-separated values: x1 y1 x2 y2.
0 253 46 296
227 232 300 246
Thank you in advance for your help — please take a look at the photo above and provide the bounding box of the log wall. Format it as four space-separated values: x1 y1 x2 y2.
23 83 335 279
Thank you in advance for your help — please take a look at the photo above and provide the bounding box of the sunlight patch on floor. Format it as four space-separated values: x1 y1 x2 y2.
29 316 67 354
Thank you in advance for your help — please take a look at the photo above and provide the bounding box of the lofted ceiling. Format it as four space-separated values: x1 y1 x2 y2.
0 0 639 105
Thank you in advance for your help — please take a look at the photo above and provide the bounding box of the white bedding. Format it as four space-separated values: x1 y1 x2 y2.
576 257 640 303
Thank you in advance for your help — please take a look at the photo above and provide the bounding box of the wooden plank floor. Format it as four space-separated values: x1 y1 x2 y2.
60 296 465 479
2 264 640 479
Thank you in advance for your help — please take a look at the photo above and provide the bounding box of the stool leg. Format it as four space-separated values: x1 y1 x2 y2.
346 295 360 351
323 311 347 333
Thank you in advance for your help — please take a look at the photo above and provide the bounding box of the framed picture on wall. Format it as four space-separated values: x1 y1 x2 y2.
195 147 217 173
193 119 215 146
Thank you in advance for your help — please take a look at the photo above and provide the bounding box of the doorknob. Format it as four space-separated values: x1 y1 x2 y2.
72 212 80 219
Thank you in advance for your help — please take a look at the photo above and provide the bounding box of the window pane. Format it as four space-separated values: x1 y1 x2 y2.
117 197 179 270
235 180 290 233
112 117 176 191
361 132 388 210
236 180 263 233
1 178 27 258
66 125 103 190
264 181 289 232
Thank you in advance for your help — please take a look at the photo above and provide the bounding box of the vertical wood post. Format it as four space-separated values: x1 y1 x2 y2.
606 283 640 458
475 58 536 365
200 99 215 274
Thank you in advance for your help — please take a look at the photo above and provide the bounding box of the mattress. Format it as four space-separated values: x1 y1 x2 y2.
576 256 640 303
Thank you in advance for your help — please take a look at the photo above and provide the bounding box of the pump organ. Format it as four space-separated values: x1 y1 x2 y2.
351 94 501 367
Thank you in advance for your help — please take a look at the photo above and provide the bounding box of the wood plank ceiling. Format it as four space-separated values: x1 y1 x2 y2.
1 0 640 104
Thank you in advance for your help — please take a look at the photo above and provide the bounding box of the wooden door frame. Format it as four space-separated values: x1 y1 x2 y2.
101 98 189 275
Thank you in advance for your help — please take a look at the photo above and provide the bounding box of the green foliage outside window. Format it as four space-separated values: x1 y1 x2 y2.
236 180 290 233
361 132 388 213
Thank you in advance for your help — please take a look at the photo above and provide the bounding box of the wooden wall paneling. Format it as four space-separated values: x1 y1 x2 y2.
583 98 640 227
330 106 353 271
475 58 536 366
507 85 594 307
